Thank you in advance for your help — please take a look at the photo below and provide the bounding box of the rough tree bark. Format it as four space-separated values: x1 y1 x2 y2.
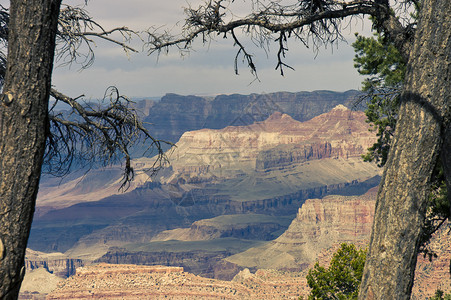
0 0 62 298
359 0 451 298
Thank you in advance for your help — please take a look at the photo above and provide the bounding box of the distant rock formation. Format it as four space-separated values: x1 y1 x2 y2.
151 214 292 242
33 190 450 299
24 249 84 278
30 104 380 257
143 90 361 145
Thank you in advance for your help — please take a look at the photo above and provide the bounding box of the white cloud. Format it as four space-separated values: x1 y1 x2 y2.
52 0 373 98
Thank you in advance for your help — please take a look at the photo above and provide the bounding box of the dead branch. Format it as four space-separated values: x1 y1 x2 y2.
47 87 173 190
56 4 140 69
146 0 415 74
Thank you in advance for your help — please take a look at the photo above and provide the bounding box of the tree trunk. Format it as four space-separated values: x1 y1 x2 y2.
358 0 451 299
0 0 61 298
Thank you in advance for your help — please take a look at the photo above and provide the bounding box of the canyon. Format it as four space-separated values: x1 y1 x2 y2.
140 90 361 146
22 90 410 298
25 188 450 299
29 101 380 259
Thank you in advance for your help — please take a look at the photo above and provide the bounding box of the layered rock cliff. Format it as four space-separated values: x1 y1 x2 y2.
37 104 377 210
225 187 377 270
36 186 450 299
24 249 84 278
152 214 292 242
31 104 380 260
144 90 360 145
166 105 375 180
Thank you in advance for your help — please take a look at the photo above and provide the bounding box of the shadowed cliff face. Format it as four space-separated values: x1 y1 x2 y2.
25 187 450 299
36 104 379 209
225 187 378 271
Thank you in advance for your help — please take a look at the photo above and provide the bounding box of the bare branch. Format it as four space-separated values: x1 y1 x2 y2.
55 4 141 69
0 4 142 79
231 29 258 76
0 4 167 189
47 87 173 190
275 31 295 76
146 0 414 73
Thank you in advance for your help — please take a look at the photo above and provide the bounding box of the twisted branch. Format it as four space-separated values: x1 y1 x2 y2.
146 0 415 74
47 87 172 190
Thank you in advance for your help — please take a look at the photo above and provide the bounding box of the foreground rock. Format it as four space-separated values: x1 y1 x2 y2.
47 263 307 299
94 238 266 279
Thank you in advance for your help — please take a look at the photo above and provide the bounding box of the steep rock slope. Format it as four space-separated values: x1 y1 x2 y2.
36 105 378 209
225 187 377 270
165 105 375 180
151 214 293 242
40 190 450 300
24 249 84 278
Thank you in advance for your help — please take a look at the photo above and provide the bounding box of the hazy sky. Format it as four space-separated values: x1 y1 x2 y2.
6 0 374 98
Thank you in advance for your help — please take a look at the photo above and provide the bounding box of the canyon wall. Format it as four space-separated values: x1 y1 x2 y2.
144 90 360 145
24 250 84 278
30 105 380 256
29 188 450 299
225 187 377 271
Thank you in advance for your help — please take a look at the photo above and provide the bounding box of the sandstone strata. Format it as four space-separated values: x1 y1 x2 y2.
225 187 377 270
24 249 84 278
29 105 380 256
36 105 377 209
144 90 360 145
166 106 376 181
412 221 451 299
43 191 451 299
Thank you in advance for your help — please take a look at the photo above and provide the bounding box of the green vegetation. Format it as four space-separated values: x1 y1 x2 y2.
352 30 449 257
306 243 367 300
352 32 405 167
430 289 451 300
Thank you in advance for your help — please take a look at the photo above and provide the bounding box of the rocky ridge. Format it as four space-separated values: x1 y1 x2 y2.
29 105 381 256
225 187 377 270
166 106 375 181
36 105 377 210
47 263 306 299
24 249 84 278
152 214 292 242
143 90 361 145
